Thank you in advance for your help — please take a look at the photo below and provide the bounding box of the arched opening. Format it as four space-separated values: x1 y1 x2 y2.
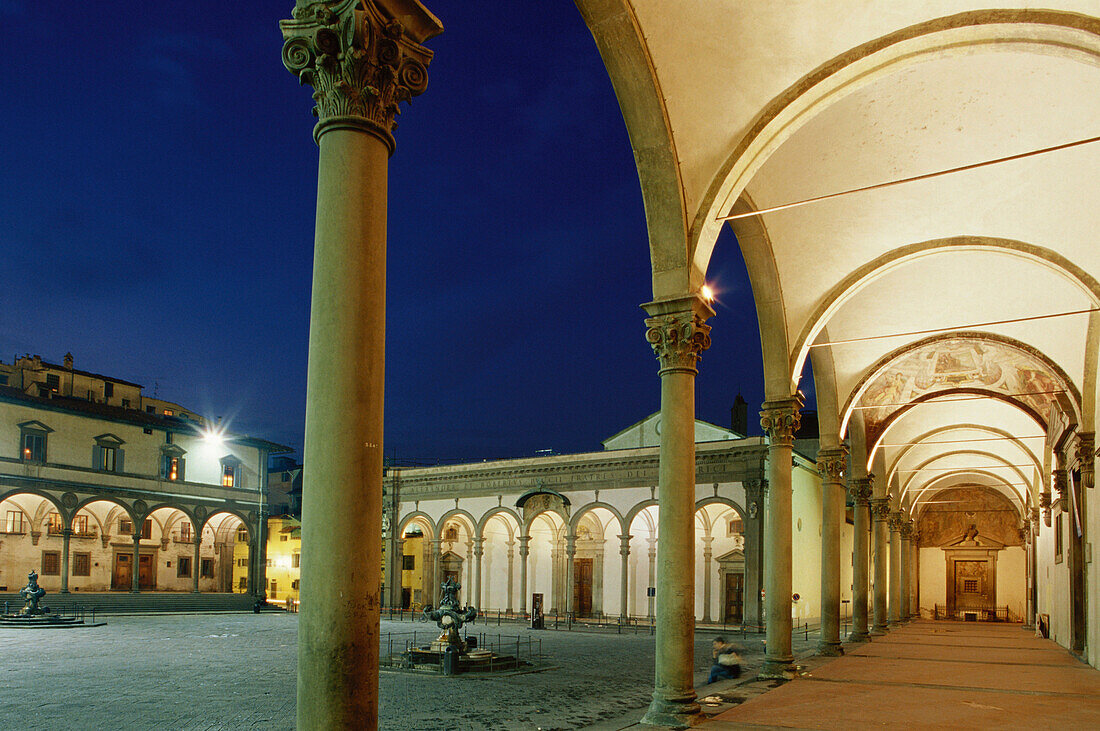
437 512 476 604
397 514 435 609
526 510 566 615
203 511 248 595
479 509 520 613
0 492 63 592
695 501 745 623
570 506 620 618
627 504 658 619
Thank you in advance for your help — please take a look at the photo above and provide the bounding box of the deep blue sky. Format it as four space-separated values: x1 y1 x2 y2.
0 2 812 460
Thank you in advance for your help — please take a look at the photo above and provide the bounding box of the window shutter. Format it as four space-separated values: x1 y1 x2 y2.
92 444 102 469
178 458 186 482
116 449 124 473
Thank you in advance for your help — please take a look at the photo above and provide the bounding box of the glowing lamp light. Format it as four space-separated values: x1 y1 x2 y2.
203 427 226 448
701 284 715 302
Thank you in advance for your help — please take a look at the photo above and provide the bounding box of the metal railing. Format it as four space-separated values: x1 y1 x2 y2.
378 630 543 672
934 605 1012 622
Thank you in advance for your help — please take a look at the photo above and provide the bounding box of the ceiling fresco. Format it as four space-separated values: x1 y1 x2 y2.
857 336 1067 445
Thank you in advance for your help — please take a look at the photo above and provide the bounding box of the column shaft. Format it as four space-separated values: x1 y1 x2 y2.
900 533 911 622
131 532 141 593
297 129 389 727
519 539 529 616
871 499 890 634
760 398 801 678
888 515 902 625
506 543 515 613
474 539 484 609
565 537 576 616
192 536 202 593
742 479 766 629
60 529 72 594
849 478 872 641
817 448 846 656
619 535 631 619
702 537 713 624
646 539 656 619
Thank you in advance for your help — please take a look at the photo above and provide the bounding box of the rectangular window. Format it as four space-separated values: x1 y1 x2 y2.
200 558 214 578
179 521 192 542
237 558 248 568
47 513 63 534
45 373 60 391
270 579 277 596
99 445 117 471
163 409 173 416
963 579 978 593
291 579 299 591
163 455 180 481
72 515 89 534
121 398 130 408
402 555 415 571
141 519 152 540
5 510 25 534
292 553 301 569
41 551 60 575
237 528 249 543
222 464 236 488
280 535 288 542
146 405 155 414
104 382 114 398
177 556 192 578
72 552 91 577
22 432 46 462
238 576 248 590
119 519 133 535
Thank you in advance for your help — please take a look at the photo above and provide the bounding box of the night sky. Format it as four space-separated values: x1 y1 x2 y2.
0 2 812 461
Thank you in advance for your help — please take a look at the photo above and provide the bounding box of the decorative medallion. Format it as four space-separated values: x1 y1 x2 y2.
60 492 78 510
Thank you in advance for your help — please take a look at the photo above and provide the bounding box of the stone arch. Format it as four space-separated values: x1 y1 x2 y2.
690 10 1100 278
625 499 659 531
436 508 477 539
568 502 627 539
888 427 1043 496
398 511 436 540
73 494 136 525
695 496 747 523
897 450 1032 506
0 489 63 532
795 238 1100 388
477 506 521 540
910 470 1028 520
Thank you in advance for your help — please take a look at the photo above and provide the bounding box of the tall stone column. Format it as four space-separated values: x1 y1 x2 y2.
816 447 847 656
282 5 440 728
760 396 802 679
506 540 515 613
256 512 270 599
870 497 891 634
639 296 712 728
848 477 872 641
518 536 530 616
646 537 657 619
464 540 474 603
1028 508 1039 627
429 539 441 604
618 535 631 619
130 529 142 593
742 477 766 630
899 521 912 622
192 535 202 593
473 538 484 609
60 528 73 594
888 512 903 625
392 538 405 607
701 536 714 623
909 529 920 618
564 534 576 615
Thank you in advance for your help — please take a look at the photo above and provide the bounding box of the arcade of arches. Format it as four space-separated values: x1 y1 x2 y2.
283 1 1100 728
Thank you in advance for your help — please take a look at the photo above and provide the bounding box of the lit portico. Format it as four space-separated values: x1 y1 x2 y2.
576 2 1100 725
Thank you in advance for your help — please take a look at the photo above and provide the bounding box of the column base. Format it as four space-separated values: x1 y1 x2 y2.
816 641 844 657
847 630 871 643
59 590 70 595
640 692 702 729
870 624 887 635
758 658 796 680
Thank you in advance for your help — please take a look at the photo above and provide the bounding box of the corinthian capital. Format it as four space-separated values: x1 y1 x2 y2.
281 0 442 149
848 476 873 505
760 396 803 448
816 447 848 483
644 309 712 375
899 521 913 540
1053 469 1068 504
1039 491 1052 526
1076 432 1095 489
888 512 906 533
870 497 892 521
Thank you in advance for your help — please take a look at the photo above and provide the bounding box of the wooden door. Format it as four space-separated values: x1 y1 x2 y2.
112 553 131 590
953 560 987 613
138 554 155 590
573 558 593 616
724 572 744 624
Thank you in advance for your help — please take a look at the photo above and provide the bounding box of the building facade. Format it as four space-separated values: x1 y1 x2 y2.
0 354 290 596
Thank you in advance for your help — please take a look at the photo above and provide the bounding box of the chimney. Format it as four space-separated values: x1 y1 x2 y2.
731 393 748 436
63 352 73 370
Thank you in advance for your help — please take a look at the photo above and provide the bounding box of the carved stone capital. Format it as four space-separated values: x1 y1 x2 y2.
888 512 905 533
743 478 767 502
848 476 873 506
816 447 847 483
281 0 441 150
760 397 803 448
1030 507 1040 531
870 498 892 521
899 521 913 540
644 310 712 375
1039 492 1052 526
1076 432 1095 489
1053 469 1068 504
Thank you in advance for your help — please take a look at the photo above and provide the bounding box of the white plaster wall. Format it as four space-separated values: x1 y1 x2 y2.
919 547 947 614
840 520 854 619
790 464 822 623
997 546 1026 621
527 516 557 612
480 517 513 611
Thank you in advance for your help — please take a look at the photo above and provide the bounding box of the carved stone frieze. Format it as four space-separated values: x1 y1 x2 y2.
760 397 803 448
816 448 847 483
281 0 440 149
644 311 712 374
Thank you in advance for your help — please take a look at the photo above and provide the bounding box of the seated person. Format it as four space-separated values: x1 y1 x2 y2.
707 636 742 683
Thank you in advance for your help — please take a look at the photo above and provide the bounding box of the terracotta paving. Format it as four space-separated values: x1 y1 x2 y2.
701 620 1100 729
